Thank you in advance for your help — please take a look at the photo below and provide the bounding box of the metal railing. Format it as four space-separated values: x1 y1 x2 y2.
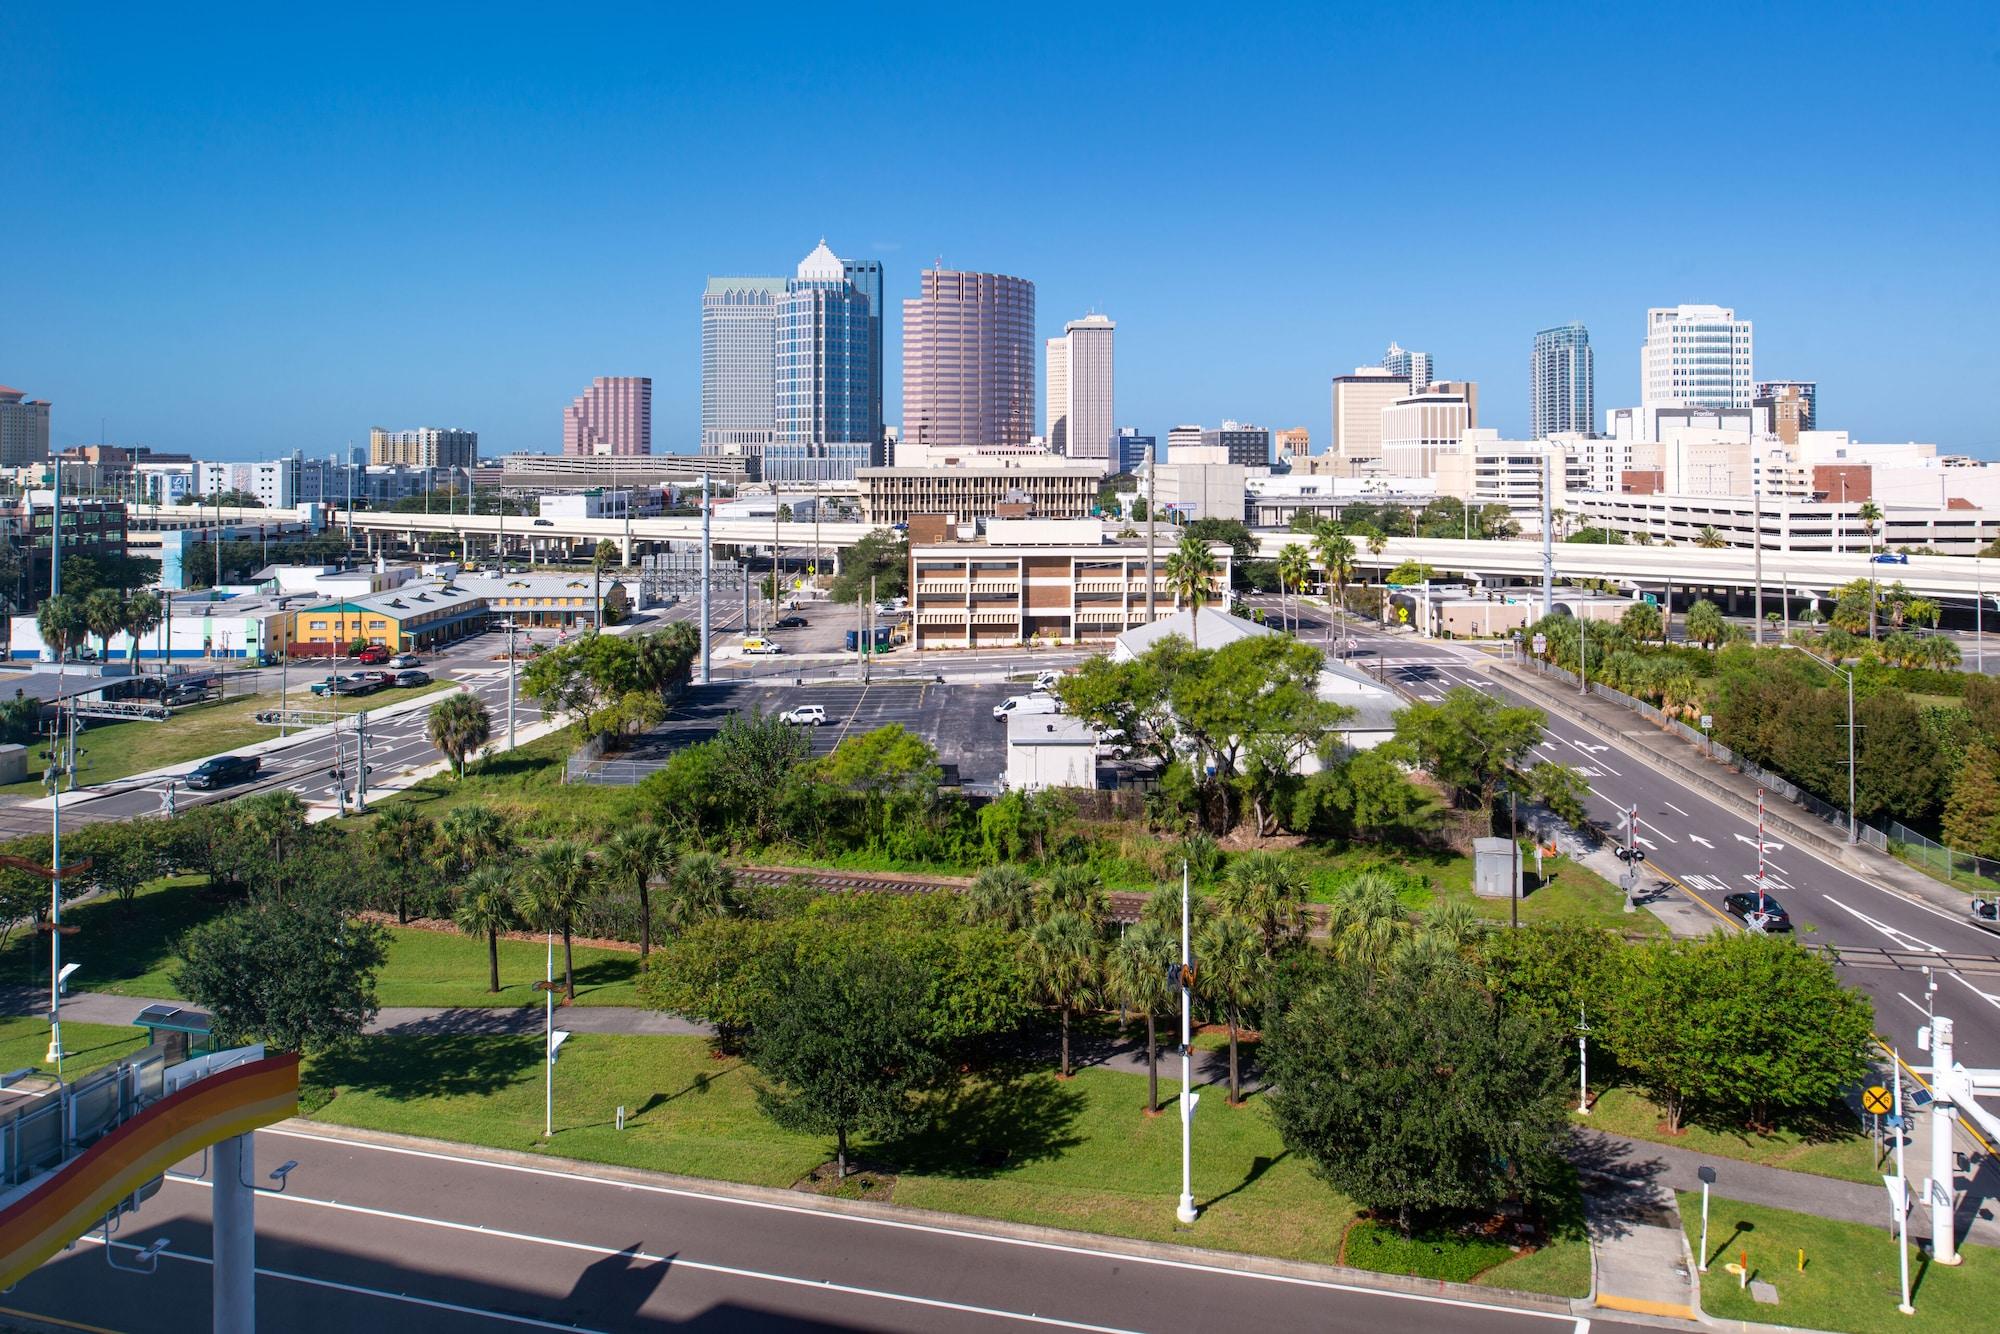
1884 820 2000 888
1 1046 170 1190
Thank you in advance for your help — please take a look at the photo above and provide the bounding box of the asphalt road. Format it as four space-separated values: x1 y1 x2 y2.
2 1127 1606 1334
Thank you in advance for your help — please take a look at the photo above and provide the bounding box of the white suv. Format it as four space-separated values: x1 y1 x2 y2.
781 705 827 726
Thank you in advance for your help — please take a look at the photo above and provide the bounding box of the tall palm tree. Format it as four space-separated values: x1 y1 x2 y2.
1194 913 1261 1105
236 790 309 875
1037 864 1106 926
1216 850 1307 956
1312 528 1356 645
1276 543 1311 635
664 851 736 933
1162 534 1220 647
35 593 85 662
517 840 595 1000
369 802 438 924
1694 526 1727 549
81 588 125 663
964 863 1034 931
1023 909 1098 1078
1105 921 1174 1113
599 825 671 956
454 862 519 993
121 591 161 675
1857 501 1885 638
426 692 492 778
436 803 507 878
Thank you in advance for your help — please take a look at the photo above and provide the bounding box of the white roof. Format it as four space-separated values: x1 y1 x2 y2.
1008 714 1099 746
796 240 845 283
1113 607 1273 660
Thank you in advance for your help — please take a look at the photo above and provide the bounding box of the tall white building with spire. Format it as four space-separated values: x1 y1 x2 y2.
1641 304 1753 409
1045 314 1115 474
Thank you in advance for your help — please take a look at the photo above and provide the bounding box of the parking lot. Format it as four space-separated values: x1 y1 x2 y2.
618 678 1016 788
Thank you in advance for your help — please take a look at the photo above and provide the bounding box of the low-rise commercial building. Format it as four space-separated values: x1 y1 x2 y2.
907 518 1230 649
1565 491 2000 554
858 462 1102 524
288 571 631 653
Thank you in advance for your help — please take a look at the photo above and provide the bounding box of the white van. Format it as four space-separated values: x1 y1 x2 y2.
740 637 783 655
993 693 1064 721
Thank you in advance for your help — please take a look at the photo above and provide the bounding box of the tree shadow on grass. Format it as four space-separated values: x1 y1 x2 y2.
1201 1150 1287 1211
313 1033 541 1100
1681 1099 1861 1148
876 1073 1086 1178
567 956 639 999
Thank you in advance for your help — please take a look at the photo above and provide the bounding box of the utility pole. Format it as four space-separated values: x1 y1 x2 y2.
353 712 369 813
506 619 518 748
1146 457 1158 621
1892 1053 1914 1314
1540 450 1554 616
45 455 67 1067
698 474 711 685
1752 483 1765 645
1175 859 1199 1225
867 576 877 684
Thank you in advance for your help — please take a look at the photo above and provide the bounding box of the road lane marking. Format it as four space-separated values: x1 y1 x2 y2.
260 1129 1590 1328
1663 801 1691 818
1896 992 1929 1017
1945 970 2000 1014
1821 896 1945 954
1688 834 1714 848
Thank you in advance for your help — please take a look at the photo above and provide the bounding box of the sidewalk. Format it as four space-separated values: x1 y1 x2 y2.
1484 658 1975 918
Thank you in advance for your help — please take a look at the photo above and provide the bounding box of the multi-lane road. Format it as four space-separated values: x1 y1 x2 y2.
2 1127 1620 1334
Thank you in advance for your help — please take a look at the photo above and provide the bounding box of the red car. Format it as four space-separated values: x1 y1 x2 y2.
356 645 391 664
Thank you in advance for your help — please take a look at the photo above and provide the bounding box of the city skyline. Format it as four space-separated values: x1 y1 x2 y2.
5 5 1994 458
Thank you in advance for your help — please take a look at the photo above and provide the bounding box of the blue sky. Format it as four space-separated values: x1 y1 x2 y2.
5 2 1996 460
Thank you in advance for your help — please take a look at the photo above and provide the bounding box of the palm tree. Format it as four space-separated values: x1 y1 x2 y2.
1162 534 1220 647
81 588 125 663
427 692 492 778
1856 501 1885 639
516 840 595 1000
964 863 1035 931
1312 527 1356 646
664 851 736 932
1036 864 1106 926
236 791 309 881
1276 543 1311 635
122 591 161 675
369 802 438 923
600 825 671 956
1023 910 1098 1078
1694 526 1727 549
454 863 519 993
1105 921 1174 1113
1216 850 1306 956
1194 913 1261 1105
35 593 85 662
436 804 508 877
1322 871 1407 968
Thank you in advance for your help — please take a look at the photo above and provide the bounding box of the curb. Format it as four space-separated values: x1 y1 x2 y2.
276 1119 1580 1317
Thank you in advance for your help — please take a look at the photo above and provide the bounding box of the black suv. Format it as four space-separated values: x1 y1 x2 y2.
185 754 260 790
1723 891 1793 931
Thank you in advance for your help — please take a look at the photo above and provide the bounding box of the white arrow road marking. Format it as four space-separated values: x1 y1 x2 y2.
1573 766 1601 777
1635 836 1658 850
1689 834 1715 848
1745 873 1794 892
1664 801 1691 818
1735 834 1786 852
1684 873 1732 895
1947 971 2000 1013
1822 895 1945 954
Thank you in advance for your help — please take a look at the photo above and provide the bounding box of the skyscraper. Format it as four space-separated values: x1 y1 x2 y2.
1531 323 1594 439
1382 342 1433 393
369 427 477 469
1045 314 1115 474
563 376 652 456
1329 368 1410 474
1642 304 1754 409
902 268 1036 452
1755 380 1817 432
700 275 787 475
0 386 51 467
765 241 883 483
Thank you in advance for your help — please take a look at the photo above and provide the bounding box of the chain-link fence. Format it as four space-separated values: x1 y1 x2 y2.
1883 820 2000 891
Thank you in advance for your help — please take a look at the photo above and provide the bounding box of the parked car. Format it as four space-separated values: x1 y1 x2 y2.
1722 891 1793 932
356 644 391 665
740 638 783 655
185 754 260 790
993 694 1064 721
774 615 808 630
393 669 432 688
387 653 423 668
1033 671 1063 692
162 681 219 707
781 704 827 726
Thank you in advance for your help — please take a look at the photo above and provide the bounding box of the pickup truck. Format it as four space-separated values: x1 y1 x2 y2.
311 673 385 697
185 754 260 790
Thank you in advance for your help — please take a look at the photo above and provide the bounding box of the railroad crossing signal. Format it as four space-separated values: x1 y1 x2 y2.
1614 846 1647 864
1862 1085 1893 1115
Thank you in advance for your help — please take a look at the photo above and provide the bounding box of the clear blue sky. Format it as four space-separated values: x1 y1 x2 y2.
5 2 1996 460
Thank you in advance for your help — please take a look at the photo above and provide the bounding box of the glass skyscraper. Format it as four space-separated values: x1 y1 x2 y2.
1531 322 1594 438
765 241 884 483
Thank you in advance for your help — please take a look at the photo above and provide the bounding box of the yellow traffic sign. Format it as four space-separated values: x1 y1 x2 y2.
1862 1085 1893 1115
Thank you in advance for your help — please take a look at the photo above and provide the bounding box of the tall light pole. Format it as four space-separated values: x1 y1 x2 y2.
698 474 712 685
1779 643 1857 843
1174 859 1199 1226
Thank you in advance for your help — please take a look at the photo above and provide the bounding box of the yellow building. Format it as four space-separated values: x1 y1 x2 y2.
292 582 487 656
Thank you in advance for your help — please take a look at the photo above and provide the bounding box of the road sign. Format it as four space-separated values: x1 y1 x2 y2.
1862 1085 1893 1115
1532 634 1547 655
1643 593 1658 606
1884 1174 1909 1214
1699 714 1713 730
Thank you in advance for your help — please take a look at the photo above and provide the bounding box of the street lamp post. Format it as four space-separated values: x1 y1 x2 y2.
1175 859 1198 1226
1576 1006 1590 1114
1779 643 1858 843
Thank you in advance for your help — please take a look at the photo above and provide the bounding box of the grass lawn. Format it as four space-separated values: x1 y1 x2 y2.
0 877 222 998
1679 1193 2000 1332
1299 845 1663 938
0 680 450 796
374 926 642 1009
0 1016 151 1079
307 1032 1585 1294
353 727 644 839
1584 1087 1879 1186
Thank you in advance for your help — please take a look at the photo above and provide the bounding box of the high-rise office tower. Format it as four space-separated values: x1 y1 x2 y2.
1329 368 1411 474
843 257 885 444
563 376 652 456
1201 422 1272 468
1531 323 1594 438
765 241 883 483
1114 428 1154 477
1045 314 1115 474
1382 341 1433 393
1166 425 1206 456
700 275 787 475
369 427 478 469
1755 380 1817 432
0 386 51 467
1641 304 1753 409
902 268 1036 452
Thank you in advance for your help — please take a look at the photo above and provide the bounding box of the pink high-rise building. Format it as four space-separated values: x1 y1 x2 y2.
902 269 1036 452
562 376 653 456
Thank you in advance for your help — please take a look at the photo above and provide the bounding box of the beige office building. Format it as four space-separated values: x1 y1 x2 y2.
0 387 51 467
1329 368 1410 475
371 427 479 469
857 462 1103 524
1379 380 1477 478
